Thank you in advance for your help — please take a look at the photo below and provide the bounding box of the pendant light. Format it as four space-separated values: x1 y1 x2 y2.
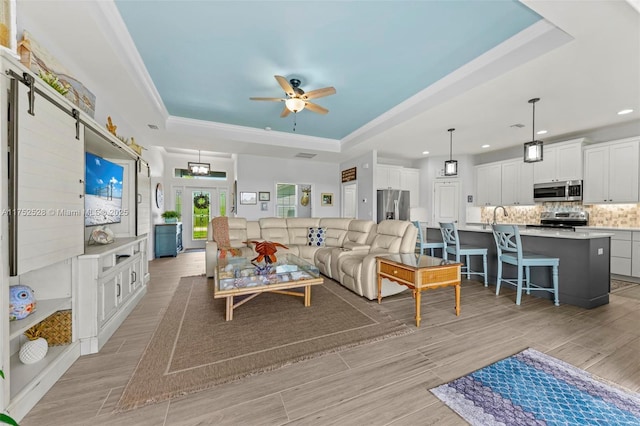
188 150 210 175
524 98 543 163
444 128 458 176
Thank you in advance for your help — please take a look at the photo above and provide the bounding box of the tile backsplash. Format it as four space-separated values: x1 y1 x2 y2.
479 202 640 228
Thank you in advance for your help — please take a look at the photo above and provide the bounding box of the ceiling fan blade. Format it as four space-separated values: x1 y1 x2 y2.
274 75 295 97
301 87 336 100
250 97 285 102
280 106 291 118
304 102 328 115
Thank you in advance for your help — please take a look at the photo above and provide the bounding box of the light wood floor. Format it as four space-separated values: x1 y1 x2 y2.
21 252 640 425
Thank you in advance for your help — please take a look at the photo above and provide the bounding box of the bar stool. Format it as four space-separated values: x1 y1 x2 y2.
491 224 559 306
412 221 445 257
439 222 488 286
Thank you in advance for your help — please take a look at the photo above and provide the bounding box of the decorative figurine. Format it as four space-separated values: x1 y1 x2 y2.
245 240 288 264
9 285 36 321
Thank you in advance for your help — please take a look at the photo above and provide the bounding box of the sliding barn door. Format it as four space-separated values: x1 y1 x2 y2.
9 82 85 275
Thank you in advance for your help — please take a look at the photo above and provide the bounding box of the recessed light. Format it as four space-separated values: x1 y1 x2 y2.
537 130 547 135
422 151 429 155
265 126 272 131
481 144 490 149
618 109 633 115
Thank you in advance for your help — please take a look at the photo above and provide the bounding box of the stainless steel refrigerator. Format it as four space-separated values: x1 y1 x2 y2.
377 189 410 222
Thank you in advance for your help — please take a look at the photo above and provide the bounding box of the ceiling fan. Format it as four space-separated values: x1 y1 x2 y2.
250 75 336 117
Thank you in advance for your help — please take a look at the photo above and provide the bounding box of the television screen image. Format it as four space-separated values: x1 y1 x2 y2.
85 152 124 226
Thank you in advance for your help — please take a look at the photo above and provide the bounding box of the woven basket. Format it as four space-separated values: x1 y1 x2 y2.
27 310 72 346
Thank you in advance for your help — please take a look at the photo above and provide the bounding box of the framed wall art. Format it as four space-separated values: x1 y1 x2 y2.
240 192 257 205
321 193 333 206
259 191 270 201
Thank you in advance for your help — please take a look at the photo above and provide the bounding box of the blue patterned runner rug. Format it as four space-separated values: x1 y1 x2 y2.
431 348 640 425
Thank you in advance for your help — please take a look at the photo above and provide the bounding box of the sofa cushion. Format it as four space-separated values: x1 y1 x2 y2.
318 218 351 247
286 218 321 245
344 219 376 248
259 218 290 245
307 227 326 247
369 220 411 254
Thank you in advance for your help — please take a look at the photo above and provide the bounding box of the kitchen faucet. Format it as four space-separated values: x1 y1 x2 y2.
493 205 508 224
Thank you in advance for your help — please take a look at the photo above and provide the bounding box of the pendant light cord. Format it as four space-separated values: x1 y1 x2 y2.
448 128 455 160
528 98 540 141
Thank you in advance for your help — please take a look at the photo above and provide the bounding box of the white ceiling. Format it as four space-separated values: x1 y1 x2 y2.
16 1 640 164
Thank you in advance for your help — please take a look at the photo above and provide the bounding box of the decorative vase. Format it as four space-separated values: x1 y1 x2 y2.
19 337 48 364
164 218 177 223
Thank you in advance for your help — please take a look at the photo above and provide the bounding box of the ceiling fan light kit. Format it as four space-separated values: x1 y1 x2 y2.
285 98 306 113
524 97 544 163
250 75 336 120
444 128 458 176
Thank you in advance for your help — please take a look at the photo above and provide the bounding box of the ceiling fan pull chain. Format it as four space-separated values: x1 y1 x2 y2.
293 112 297 132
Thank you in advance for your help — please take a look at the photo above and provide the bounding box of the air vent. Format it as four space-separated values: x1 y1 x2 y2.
147 124 159 130
510 123 525 128
295 152 316 159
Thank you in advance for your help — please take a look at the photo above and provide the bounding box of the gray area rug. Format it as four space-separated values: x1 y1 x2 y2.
116 275 412 412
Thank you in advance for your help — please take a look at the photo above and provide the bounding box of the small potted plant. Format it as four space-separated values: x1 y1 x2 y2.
161 210 180 223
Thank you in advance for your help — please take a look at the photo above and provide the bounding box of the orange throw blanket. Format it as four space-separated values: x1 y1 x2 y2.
211 216 241 258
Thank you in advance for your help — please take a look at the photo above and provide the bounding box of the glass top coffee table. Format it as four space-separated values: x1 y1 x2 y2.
214 253 324 320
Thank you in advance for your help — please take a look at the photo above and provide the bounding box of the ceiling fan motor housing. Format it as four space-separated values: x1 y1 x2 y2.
289 78 304 95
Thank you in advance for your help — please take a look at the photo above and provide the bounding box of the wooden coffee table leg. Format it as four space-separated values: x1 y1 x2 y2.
454 284 460 316
226 296 233 321
304 286 311 306
414 290 421 327
377 274 382 304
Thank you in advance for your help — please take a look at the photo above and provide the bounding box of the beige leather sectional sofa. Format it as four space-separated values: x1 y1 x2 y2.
206 217 418 300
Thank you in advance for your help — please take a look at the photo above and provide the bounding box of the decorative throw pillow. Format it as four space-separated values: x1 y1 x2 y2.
307 227 326 247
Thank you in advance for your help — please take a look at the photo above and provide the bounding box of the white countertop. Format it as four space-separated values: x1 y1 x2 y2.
584 226 640 232
428 224 614 240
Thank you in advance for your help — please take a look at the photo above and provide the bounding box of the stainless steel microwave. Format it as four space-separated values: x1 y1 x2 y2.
533 180 583 202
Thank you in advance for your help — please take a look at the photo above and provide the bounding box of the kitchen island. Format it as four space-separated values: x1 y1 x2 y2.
426 225 613 308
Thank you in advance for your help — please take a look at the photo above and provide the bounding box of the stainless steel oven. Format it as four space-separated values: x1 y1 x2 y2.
526 211 589 231
533 180 583 202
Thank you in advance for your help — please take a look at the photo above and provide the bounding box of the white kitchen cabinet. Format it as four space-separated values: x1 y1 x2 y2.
610 230 632 276
632 232 640 278
501 160 534 205
376 164 401 189
377 164 420 206
533 139 584 183
475 163 502 206
77 237 148 355
583 138 639 204
400 168 420 207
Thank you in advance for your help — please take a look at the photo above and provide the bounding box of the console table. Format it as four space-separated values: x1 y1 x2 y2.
155 222 183 257
377 254 461 327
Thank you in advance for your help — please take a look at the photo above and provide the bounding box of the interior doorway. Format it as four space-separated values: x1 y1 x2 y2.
342 183 357 218
433 180 460 225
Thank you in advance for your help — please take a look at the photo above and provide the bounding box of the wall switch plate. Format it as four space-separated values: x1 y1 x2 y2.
597 248 603 255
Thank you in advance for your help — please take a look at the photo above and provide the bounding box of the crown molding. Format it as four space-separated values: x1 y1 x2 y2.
93 0 169 124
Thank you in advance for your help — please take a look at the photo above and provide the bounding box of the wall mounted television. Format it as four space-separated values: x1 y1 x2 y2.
85 152 124 226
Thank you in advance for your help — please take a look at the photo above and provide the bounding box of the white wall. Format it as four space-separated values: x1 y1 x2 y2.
236 155 341 220
340 151 376 221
